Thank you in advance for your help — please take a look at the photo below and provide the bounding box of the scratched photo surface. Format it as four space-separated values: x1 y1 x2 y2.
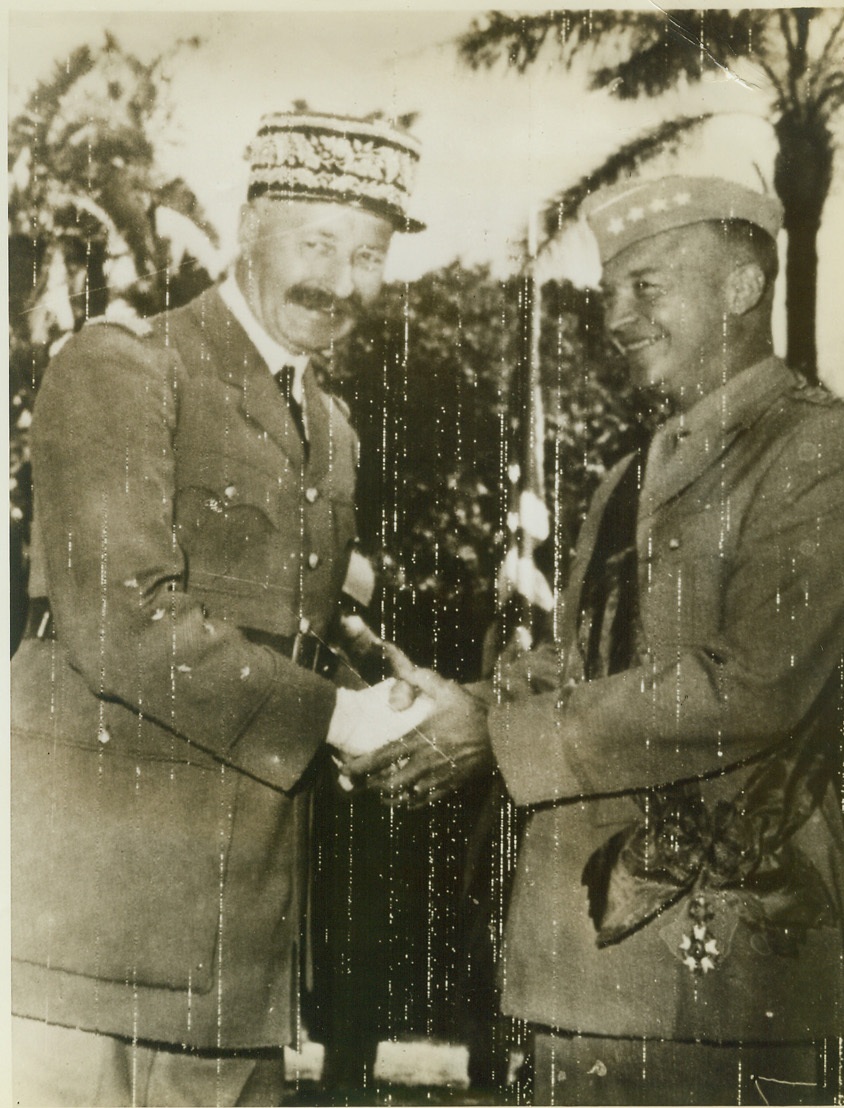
8 7 844 1107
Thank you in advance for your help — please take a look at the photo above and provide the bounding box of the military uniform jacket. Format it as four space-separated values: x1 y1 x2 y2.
11 287 359 1048
490 358 844 1042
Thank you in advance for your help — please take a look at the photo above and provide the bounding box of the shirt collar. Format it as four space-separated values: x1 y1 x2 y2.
219 273 310 399
660 356 795 446
640 357 795 515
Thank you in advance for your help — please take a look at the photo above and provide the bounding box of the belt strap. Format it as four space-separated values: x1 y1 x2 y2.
241 626 340 678
23 600 337 678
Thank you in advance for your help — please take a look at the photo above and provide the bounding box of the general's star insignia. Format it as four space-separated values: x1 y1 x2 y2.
607 216 625 234
627 206 645 222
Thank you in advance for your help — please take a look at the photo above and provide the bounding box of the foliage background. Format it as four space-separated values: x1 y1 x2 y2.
329 266 659 681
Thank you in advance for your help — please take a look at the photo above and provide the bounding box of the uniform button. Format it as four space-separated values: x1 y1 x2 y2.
668 538 680 550
307 552 320 569
305 487 319 504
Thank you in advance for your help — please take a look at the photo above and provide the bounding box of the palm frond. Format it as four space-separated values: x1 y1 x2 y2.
816 77 844 119
590 10 776 99
155 177 220 248
459 9 783 99
9 44 97 160
458 10 643 73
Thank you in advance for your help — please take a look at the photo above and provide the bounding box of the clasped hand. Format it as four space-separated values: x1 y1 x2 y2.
336 644 495 809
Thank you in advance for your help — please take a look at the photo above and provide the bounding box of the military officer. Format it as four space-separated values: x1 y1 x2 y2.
10 111 424 1106
350 176 844 1104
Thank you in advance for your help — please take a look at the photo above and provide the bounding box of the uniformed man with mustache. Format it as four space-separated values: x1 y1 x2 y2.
11 111 426 1107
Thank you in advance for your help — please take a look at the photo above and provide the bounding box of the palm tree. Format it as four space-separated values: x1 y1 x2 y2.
9 33 218 346
459 9 844 380
9 32 220 649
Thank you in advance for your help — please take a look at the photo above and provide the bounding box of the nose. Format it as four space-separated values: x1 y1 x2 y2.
604 288 637 339
325 255 355 301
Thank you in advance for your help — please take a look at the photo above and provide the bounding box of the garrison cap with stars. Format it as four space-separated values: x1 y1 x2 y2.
580 175 784 265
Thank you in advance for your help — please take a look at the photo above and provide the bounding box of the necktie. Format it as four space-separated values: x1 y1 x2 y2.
577 451 645 680
276 365 308 453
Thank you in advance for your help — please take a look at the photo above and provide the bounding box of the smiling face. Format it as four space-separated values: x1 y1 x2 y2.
600 223 745 409
235 199 394 354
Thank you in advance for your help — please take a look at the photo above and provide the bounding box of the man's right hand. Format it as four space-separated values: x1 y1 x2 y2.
342 665 495 808
327 678 436 760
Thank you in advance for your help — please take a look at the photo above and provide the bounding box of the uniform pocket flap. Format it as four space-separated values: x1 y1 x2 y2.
188 568 299 637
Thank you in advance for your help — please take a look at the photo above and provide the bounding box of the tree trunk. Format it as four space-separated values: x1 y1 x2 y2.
774 110 834 382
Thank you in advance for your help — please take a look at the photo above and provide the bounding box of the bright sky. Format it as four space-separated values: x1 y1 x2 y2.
7 6 844 391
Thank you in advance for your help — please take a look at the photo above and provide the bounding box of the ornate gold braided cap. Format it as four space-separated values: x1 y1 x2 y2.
248 111 424 233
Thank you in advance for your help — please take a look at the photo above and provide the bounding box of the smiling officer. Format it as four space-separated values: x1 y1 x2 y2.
350 175 844 1104
11 111 423 1107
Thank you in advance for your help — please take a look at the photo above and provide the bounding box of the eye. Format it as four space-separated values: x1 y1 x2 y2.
354 248 386 272
635 279 662 298
303 239 335 258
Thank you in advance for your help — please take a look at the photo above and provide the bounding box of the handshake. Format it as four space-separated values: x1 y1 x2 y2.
326 618 495 808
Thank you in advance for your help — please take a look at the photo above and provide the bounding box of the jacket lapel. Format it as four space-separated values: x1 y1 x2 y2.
637 358 795 527
557 360 794 677
637 423 738 521
187 288 306 467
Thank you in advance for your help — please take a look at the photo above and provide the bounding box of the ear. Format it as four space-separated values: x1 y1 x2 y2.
725 262 766 316
237 202 260 251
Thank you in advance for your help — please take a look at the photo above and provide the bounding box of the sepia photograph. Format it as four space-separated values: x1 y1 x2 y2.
7 4 844 1105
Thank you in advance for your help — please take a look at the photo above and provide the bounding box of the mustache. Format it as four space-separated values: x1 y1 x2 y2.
285 284 364 317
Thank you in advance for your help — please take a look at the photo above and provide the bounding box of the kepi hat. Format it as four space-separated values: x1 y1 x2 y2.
248 111 424 233
581 175 783 264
